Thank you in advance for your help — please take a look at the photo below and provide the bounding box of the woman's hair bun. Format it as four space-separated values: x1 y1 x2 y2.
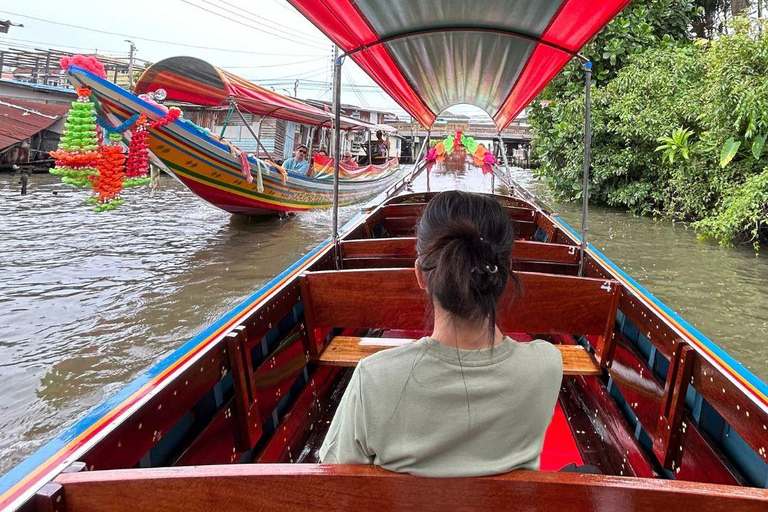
415 191 519 335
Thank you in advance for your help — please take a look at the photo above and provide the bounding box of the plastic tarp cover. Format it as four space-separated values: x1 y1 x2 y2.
287 0 632 130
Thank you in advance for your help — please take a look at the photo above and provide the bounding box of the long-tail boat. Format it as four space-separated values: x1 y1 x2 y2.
64 57 404 215
4 1 768 510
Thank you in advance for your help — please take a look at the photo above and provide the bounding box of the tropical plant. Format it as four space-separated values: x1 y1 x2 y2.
656 128 694 164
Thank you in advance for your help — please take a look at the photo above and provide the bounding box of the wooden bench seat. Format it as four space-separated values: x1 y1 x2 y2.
299 269 622 367
339 238 580 273
315 336 602 375
380 203 537 221
380 216 538 238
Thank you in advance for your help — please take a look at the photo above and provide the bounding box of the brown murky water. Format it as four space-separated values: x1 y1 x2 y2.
0 165 766 476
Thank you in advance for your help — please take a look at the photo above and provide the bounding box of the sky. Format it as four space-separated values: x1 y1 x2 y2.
0 0 491 121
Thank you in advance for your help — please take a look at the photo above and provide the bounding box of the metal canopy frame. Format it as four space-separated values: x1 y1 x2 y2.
341 25 578 58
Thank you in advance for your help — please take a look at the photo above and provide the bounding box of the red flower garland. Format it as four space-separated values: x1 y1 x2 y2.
92 133 126 211
125 114 150 183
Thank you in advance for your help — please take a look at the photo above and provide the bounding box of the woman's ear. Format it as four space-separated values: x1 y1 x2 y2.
415 260 427 290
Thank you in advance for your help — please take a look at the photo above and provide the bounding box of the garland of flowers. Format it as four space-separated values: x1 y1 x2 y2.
424 130 496 166
124 114 151 186
49 86 100 187
90 132 126 212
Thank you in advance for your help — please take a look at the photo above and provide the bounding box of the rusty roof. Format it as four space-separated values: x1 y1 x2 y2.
0 98 69 151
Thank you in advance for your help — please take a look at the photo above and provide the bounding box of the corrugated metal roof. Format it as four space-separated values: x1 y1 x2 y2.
0 98 69 151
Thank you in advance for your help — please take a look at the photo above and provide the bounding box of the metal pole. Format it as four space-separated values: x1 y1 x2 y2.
579 61 592 276
499 133 511 176
307 126 316 160
407 131 430 184
331 46 343 269
126 40 136 91
367 129 372 166
232 99 273 160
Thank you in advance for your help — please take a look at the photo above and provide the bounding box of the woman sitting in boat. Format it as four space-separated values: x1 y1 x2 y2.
320 191 563 476
341 151 359 170
282 145 310 176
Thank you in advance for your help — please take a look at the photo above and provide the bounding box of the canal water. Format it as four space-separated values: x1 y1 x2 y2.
0 167 767 476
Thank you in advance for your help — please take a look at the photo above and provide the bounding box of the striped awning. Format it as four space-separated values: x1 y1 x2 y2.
134 56 391 132
287 1 631 129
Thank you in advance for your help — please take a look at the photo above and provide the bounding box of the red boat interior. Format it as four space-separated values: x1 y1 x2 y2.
26 189 768 512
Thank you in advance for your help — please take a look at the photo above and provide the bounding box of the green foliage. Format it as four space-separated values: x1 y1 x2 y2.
694 168 768 248
720 138 740 168
656 127 694 164
530 15 768 246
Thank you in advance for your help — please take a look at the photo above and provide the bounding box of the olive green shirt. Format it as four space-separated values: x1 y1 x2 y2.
319 336 563 477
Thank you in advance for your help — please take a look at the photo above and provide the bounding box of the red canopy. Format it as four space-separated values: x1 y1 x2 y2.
287 1 631 130
134 56 390 132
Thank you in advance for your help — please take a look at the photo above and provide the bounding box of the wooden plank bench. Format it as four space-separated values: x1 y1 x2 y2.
315 336 601 375
339 238 580 272
299 269 622 367
380 216 538 238
48 463 768 512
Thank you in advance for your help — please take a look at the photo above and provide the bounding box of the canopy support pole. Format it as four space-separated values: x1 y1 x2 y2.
498 133 511 182
368 129 372 166
219 102 235 139
307 126 317 177
406 130 430 187
331 48 343 270
230 97 273 161
579 60 592 276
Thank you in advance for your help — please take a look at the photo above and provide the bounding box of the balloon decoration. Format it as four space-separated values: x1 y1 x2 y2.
425 130 497 166
49 86 100 187
91 133 126 212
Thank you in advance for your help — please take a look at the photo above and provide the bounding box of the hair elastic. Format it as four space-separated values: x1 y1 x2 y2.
471 264 498 275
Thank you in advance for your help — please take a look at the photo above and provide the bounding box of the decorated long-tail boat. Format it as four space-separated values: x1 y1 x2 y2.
64 57 403 216
4 1 768 510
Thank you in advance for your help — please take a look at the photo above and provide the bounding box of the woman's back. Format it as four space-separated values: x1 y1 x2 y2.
320 190 563 476
320 336 562 476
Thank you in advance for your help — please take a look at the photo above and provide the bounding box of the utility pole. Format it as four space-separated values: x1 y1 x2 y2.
125 40 136 91
294 79 299 98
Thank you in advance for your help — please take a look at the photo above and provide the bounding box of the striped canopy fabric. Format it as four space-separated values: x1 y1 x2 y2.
134 56 387 131
288 0 632 129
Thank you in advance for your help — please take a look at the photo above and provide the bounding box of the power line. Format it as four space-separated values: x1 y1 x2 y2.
264 0 303 17
0 10 323 57
215 0 322 40
218 56 327 69
0 36 126 54
177 0 328 50
247 63 330 81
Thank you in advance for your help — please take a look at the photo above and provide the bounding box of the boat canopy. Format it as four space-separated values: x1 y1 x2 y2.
287 0 631 130
134 56 392 132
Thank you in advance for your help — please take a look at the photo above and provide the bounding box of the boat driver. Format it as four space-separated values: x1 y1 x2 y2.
282 145 310 176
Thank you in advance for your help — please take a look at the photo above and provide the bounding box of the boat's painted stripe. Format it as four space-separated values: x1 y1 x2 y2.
0 212 369 511
552 217 768 410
